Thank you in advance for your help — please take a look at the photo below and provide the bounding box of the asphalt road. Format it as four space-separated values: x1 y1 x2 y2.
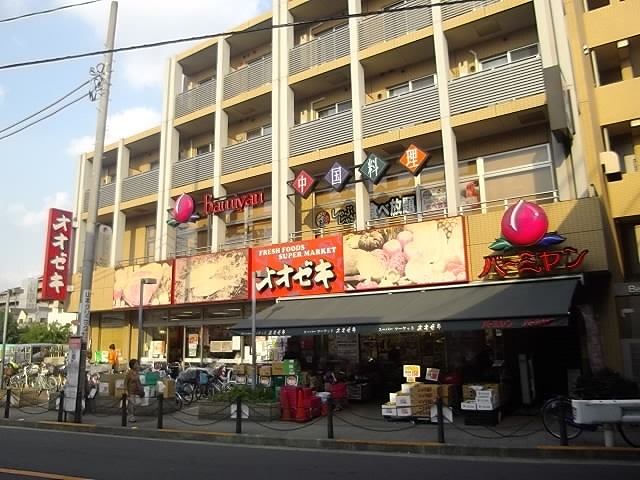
0 426 638 480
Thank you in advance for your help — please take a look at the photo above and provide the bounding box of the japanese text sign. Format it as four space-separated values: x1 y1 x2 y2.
41 208 73 301
251 236 344 299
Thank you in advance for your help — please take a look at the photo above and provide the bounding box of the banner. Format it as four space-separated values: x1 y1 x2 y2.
41 208 73 301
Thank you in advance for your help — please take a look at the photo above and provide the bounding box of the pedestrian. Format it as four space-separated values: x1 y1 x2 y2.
108 344 118 373
124 359 145 423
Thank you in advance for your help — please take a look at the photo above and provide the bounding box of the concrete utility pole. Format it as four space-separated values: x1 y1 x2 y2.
74 1 118 422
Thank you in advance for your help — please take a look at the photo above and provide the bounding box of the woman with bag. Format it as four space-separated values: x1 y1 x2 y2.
124 359 145 423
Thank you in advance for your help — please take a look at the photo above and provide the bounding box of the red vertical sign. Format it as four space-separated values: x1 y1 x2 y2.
41 208 73 300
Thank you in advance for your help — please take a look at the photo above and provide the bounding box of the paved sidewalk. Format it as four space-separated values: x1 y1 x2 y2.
1 397 638 462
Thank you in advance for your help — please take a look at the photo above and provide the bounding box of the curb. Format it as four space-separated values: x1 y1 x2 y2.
2 418 638 462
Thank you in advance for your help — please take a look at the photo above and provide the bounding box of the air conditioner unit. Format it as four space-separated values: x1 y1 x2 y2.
101 175 112 185
623 154 638 173
599 151 622 174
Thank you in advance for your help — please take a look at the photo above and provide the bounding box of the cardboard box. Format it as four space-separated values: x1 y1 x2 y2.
395 393 412 407
381 404 398 417
396 406 414 417
259 365 272 376
460 400 477 411
270 362 284 375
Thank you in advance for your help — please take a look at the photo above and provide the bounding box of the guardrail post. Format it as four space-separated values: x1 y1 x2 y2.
157 393 164 429
436 396 445 443
57 389 64 422
235 397 242 434
327 397 334 439
121 393 127 427
4 388 10 418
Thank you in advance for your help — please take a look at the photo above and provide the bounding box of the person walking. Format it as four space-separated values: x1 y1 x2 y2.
108 344 118 373
124 359 144 423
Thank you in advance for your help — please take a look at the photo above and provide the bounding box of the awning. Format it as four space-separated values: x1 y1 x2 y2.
231 276 581 336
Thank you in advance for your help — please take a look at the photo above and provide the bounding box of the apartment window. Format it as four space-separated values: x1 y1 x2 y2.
480 44 539 71
388 75 435 98
196 144 212 155
317 100 352 119
145 225 155 261
246 124 272 140
197 76 213 85
314 23 347 39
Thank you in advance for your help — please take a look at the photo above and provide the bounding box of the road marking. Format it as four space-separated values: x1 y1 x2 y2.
0 467 92 479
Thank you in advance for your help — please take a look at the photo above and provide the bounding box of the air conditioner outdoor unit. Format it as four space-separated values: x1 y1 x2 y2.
599 151 622 174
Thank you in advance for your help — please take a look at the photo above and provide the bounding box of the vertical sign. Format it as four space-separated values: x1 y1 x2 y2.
41 208 73 301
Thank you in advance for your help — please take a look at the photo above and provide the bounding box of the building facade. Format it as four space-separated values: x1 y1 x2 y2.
67 0 640 401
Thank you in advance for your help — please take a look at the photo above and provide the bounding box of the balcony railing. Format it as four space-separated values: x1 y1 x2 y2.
121 169 160 203
98 182 116 209
441 0 502 21
290 26 350 76
290 110 353 157
223 55 272 100
362 84 439 138
171 151 215 188
449 56 544 115
175 77 216 118
359 0 433 50
222 134 272 175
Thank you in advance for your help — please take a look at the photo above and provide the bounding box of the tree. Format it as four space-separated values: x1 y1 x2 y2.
4 313 20 344
18 322 71 344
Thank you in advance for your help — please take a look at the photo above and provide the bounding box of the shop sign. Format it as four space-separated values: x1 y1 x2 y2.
399 144 430 175
292 170 316 198
113 262 172 308
167 191 265 227
480 318 565 329
315 204 356 228
359 153 389 184
251 236 344 299
371 194 417 219
324 161 351 192
344 216 468 292
403 364 421 382
41 208 73 301
203 190 264 215
479 200 589 279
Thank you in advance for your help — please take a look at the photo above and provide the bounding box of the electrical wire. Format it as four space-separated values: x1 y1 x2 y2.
0 94 88 141
0 0 479 71
0 0 103 24
0 79 92 134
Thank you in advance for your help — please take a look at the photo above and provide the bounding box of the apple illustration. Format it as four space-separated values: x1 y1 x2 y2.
173 193 195 223
500 200 548 246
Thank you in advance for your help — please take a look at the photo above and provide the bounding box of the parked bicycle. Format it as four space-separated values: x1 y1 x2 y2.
541 395 640 447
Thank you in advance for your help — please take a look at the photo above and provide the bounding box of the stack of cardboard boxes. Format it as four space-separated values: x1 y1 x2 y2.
381 383 454 419
460 383 502 411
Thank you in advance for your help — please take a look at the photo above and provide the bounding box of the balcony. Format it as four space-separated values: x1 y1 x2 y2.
449 56 544 116
290 26 350 76
223 55 272 101
222 134 272 175
441 0 502 21
290 110 353 157
175 78 216 118
359 0 433 51
362 84 439 138
121 169 159 203
98 182 116 209
171 151 215 188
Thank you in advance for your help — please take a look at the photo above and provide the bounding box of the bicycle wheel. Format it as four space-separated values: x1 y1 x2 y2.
541 397 582 440
181 384 194 405
617 421 640 447
46 376 58 392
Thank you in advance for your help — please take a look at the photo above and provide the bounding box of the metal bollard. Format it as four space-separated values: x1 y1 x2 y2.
157 393 164 429
327 398 334 439
235 396 242 434
436 396 445 444
121 393 127 427
57 390 65 422
4 388 11 419
558 400 569 446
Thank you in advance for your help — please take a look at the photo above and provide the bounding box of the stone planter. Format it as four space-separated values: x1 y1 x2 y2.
198 400 280 421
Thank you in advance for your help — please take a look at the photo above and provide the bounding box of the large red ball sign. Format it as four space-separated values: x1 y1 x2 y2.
173 193 195 223
500 200 548 246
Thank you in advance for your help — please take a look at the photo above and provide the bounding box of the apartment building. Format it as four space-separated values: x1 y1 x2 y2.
67 0 640 402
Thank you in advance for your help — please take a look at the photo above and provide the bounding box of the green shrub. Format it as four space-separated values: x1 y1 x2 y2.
213 385 277 403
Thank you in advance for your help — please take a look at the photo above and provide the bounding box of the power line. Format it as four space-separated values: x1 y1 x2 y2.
0 0 476 71
0 94 87 141
0 79 92 134
0 0 103 24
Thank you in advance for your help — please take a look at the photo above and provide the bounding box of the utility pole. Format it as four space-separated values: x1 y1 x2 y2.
74 1 118 423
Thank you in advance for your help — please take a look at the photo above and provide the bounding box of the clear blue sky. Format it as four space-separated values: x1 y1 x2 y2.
0 0 271 291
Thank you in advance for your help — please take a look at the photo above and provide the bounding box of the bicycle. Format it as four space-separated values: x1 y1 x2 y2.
541 395 640 447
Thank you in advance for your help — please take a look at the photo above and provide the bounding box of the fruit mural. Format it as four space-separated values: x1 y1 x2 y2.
343 216 468 291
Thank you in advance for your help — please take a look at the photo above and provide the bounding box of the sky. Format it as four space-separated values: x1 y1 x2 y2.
0 0 271 292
